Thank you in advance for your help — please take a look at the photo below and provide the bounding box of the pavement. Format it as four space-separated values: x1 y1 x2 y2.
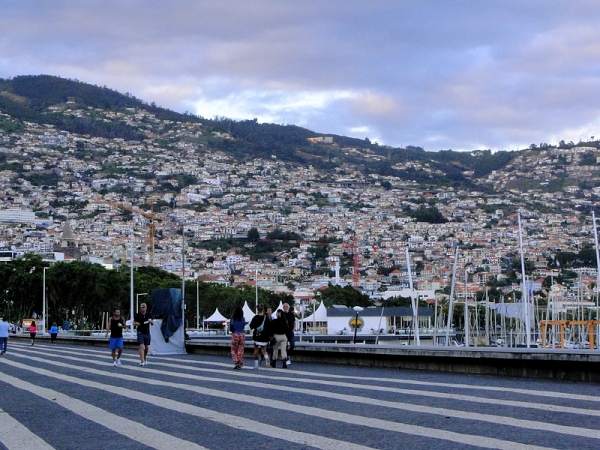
1 340 600 449
8 332 600 382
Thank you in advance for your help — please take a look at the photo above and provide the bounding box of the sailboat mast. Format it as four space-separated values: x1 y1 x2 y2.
405 247 420 346
593 211 600 348
445 246 459 346
518 213 531 347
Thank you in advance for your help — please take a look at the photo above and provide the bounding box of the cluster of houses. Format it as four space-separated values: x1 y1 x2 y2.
1 104 600 317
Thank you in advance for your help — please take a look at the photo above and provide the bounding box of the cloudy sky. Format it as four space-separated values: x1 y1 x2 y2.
2 1 600 151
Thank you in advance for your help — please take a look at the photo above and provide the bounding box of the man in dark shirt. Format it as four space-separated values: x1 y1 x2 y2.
105 308 125 366
282 303 296 365
133 303 154 366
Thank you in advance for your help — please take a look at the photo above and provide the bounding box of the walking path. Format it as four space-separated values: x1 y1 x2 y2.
1 341 599 449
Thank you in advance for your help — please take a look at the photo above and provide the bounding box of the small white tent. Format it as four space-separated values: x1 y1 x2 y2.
203 308 228 323
302 301 327 321
242 301 255 322
301 301 328 333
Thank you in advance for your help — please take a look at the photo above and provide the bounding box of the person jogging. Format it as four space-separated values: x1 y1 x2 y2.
133 303 154 366
105 308 126 367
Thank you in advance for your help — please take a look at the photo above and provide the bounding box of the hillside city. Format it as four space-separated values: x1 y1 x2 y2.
1 100 600 310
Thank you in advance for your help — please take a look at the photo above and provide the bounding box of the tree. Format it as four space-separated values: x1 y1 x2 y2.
317 284 373 308
247 227 260 243
408 205 447 224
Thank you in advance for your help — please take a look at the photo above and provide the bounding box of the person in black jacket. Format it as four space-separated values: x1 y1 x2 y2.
134 303 154 366
270 309 289 368
249 304 271 369
264 306 274 363
282 303 295 364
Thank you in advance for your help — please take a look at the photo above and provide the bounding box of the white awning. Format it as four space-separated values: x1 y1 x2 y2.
203 308 228 322
302 301 328 322
242 301 255 321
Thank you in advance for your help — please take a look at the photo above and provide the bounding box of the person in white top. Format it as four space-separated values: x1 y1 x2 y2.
0 317 10 355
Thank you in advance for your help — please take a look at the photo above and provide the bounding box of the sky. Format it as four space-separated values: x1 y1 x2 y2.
2 1 600 152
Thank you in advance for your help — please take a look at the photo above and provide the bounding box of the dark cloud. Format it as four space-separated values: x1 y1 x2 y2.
2 1 600 150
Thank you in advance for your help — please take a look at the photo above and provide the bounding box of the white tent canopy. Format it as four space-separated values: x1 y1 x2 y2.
242 301 255 321
302 301 328 322
203 308 228 323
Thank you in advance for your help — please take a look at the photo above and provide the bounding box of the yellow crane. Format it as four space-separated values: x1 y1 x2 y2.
109 201 162 266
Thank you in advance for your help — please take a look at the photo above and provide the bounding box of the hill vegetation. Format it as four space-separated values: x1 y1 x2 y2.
0 74 522 190
2 74 600 194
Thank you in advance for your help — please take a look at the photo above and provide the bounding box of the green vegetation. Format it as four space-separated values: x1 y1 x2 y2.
407 205 447 223
0 114 24 133
554 244 598 268
0 75 529 194
24 171 61 187
317 284 373 308
0 75 205 140
0 254 293 330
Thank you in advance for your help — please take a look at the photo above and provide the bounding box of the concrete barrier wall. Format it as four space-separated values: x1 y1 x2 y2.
186 339 600 382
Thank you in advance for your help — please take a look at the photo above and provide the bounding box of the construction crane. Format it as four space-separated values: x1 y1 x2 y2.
109 201 162 266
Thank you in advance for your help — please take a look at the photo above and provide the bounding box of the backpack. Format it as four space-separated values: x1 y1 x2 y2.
255 316 266 333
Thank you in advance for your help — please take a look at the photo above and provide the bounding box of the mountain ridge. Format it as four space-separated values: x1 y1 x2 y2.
1 75 600 210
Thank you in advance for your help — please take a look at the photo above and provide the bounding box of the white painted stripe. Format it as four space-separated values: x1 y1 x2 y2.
3 354 562 450
0 374 207 450
40 349 600 439
14 343 600 420
0 358 376 450
59 347 600 419
33 342 600 403
15 344 600 431
0 408 55 450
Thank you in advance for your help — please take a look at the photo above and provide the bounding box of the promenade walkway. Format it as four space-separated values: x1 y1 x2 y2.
1 340 600 449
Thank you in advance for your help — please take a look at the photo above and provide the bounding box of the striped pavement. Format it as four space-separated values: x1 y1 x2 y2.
1 341 599 449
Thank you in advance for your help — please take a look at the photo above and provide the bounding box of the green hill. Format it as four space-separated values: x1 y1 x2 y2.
0 74 519 188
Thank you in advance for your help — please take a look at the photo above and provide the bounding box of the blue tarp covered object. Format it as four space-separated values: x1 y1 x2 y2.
151 288 182 342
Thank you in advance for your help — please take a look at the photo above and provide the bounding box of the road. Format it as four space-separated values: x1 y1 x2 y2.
1 340 599 450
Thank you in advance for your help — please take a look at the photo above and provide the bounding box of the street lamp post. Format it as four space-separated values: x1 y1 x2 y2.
181 227 186 341
4 290 9 324
130 232 135 335
255 268 258 310
42 267 48 335
136 293 148 312
353 306 364 344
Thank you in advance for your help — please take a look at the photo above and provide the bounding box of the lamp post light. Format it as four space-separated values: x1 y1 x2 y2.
42 267 48 335
255 268 259 310
352 306 364 344
136 293 148 312
4 290 9 324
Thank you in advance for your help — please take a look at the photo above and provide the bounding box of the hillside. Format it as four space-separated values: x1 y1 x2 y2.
1 75 600 204
0 75 519 185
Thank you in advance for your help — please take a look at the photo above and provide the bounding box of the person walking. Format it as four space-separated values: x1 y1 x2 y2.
282 303 296 365
264 306 274 363
229 306 246 370
105 308 126 366
249 303 271 369
133 303 154 366
49 322 59 345
29 320 37 346
0 317 9 355
270 309 289 368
